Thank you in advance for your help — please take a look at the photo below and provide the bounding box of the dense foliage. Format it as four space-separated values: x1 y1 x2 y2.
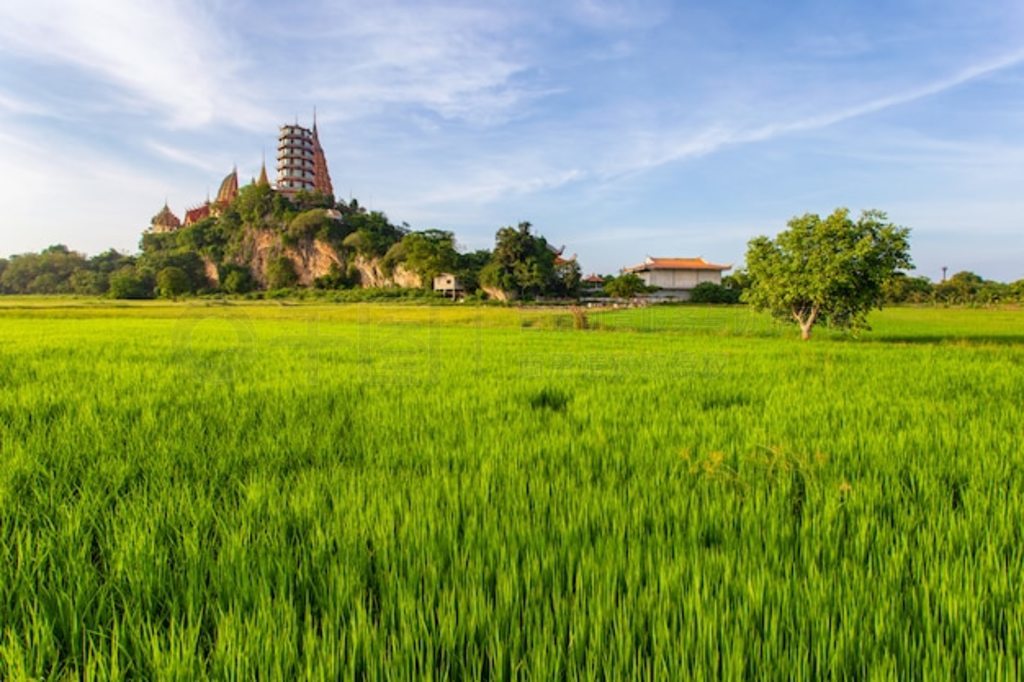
479 222 581 299
745 208 912 339
1 302 1021 678
603 272 649 299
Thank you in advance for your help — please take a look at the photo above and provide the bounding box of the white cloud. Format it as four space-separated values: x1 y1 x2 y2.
602 47 1024 177
275 2 548 125
145 140 221 173
0 0 271 130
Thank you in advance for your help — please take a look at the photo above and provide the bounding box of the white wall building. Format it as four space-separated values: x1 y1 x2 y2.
623 257 731 300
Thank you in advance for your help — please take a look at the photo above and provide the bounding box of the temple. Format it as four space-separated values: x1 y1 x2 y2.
277 114 333 198
148 114 334 233
213 167 239 211
149 202 181 233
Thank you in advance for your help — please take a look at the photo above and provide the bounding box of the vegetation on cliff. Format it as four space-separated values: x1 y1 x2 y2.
0 188 582 300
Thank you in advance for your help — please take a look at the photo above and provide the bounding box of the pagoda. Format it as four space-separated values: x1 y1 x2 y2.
276 113 333 198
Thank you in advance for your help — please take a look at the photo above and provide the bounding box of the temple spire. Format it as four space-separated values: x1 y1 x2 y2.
257 149 270 187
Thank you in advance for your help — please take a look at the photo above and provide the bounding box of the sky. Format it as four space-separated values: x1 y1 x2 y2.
1 0 1022 281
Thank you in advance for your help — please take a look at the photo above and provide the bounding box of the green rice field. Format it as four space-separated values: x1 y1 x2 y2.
1 299 1022 679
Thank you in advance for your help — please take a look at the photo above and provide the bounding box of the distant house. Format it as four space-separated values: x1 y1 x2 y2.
623 257 731 300
581 274 606 296
433 273 465 299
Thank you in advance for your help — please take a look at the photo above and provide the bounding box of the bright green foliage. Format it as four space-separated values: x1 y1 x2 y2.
883 272 934 303
233 183 280 226
688 281 740 304
266 256 298 289
932 271 1015 304
0 244 87 294
480 222 576 298
155 266 191 299
107 267 153 299
383 230 459 287
221 266 256 294
604 272 647 299
745 208 912 339
342 211 408 259
0 302 1022 678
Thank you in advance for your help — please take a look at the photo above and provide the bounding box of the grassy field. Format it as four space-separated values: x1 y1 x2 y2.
1 299 1022 679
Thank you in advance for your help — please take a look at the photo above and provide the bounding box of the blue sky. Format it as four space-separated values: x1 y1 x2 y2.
1 0 1022 280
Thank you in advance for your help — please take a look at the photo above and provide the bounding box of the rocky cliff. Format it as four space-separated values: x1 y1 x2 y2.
234 228 419 289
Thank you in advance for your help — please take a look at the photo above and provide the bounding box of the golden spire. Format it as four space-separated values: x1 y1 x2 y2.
257 149 270 187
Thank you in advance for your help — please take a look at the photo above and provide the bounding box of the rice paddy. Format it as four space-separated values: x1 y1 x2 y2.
1 299 1022 679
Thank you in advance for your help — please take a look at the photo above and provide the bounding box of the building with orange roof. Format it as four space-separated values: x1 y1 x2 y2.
183 203 211 226
623 256 731 299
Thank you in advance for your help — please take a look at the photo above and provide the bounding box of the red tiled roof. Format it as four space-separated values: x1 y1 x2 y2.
183 204 211 226
625 257 731 273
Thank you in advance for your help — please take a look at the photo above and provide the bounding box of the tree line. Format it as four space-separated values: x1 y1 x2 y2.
0 187 580 300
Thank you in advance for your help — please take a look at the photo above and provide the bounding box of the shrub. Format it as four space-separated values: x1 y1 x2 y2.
690 281 740 304
266 256 298 289
108 267 154 299
222 267 255 295
156 266 191 299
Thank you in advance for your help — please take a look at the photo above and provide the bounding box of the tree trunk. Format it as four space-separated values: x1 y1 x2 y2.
793 305 818 341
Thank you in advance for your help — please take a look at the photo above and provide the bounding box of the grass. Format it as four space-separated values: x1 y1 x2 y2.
1 299 1022 679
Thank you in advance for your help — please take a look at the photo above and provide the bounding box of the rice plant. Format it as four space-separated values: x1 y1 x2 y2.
1 301 1022 679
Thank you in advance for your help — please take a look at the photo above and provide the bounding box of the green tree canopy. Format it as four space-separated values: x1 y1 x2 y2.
341 211 407 259
382 229 459 287
744 208 912 339
0 245 87 294
108 267 154 299
266 256 298 289
480 222 575 299
604 273 648 300
155 266 191 299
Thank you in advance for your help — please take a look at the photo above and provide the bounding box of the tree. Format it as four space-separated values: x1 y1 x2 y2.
554 259 582 298
382 229 459 287
221 266 255 294
480 222 563 299
234 183 277 226
0 245 87 294
70 269 107 295
934 271 984 304
882 272 933 303
341 211 407 259
455 249 491 293
1010 279 1024 303
156 266 191 299
604 273 647 300
744 208 912 340
689 281 740 304
266 256 298 289
108 267 154 299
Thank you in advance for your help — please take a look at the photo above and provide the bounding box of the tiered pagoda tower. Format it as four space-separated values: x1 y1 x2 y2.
276 114 333 198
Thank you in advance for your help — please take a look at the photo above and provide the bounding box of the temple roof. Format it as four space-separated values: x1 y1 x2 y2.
151 202 181 229
215 167 239 205
625 257 732 273
183 203 211 226
257 160 270 188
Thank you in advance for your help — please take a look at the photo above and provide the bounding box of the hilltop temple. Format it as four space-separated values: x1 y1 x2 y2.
149 116 332 232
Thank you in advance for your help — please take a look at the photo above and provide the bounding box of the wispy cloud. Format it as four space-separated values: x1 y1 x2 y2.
255 1 550 125
609 47 1024 176
145 140 220 173
0 0 271 130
